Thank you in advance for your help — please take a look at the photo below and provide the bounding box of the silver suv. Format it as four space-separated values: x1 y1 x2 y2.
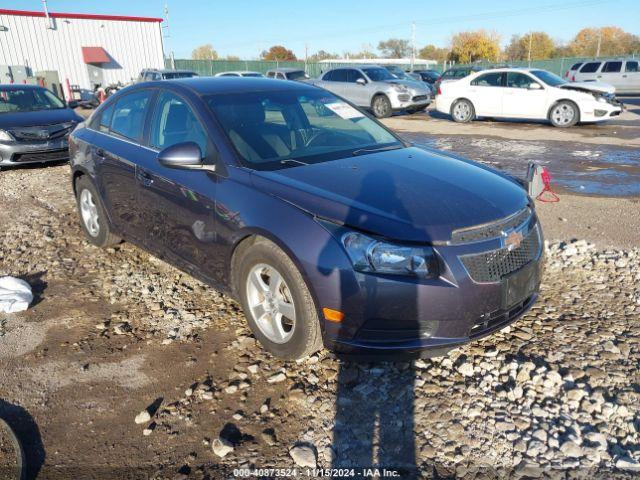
311 65 431 118
572 58 639 94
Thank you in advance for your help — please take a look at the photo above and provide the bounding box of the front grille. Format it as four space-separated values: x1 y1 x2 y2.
9 123 74 142
412 95 429 102
12 149 69 163
452 207 532 244
460 223 541 283
469 295 534 338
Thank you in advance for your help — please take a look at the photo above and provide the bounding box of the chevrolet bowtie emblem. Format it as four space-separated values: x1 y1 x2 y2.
505 230 524 250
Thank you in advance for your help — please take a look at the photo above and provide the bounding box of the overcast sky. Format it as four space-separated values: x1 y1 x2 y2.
8 0 640 58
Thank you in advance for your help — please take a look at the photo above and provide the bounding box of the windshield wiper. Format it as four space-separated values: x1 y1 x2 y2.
352 144 404 156
280 158 309 166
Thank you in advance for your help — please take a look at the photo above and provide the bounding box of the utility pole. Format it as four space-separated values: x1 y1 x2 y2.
411 22 416 70
304 43 308 72
527 32 533 67
596 29 602 57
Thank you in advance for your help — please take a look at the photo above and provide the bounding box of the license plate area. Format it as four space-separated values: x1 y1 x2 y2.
501 261 539 310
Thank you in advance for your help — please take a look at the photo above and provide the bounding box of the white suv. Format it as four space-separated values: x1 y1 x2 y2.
572 58 639 94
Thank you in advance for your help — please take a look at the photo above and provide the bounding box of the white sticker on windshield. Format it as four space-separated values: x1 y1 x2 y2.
325 102 365 119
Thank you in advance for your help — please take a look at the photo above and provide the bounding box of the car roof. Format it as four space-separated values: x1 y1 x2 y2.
138 77 319 95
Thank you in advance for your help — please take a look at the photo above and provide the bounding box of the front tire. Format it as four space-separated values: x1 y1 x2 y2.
371 95 392 118
451 99 475 123
75 176 121 248
549 100 579 127
235 238 323 359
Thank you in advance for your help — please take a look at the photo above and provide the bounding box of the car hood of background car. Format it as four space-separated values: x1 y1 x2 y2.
387 79 430 92
0 108 81 129
559 81 616 95
251 147 529 243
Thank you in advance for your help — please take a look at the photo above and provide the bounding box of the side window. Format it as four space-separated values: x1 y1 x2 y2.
277 73 286 79
455 70 469 78
332 69 348 82
442 70 454 79
570 62 583 70
471 72 503 87
149 91 208 155
97 103 114 133
110 90 153 141
602 61 622 73
347 69 366 83
580 62 602 73
625 61 638 73
322 70 334 81
506 73 538 89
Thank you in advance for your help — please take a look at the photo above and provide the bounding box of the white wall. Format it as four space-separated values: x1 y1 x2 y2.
0 13 164 94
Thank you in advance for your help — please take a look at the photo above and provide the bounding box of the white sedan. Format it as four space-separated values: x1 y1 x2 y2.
435 68 622 127
214 71 264 78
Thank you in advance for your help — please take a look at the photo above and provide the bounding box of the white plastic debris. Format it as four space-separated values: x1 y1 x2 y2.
0 277 33 313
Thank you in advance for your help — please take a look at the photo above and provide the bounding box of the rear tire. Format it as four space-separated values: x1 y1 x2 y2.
234 237 323 360
549 100 579 128
371 95 392 118
451 99 475 123
75 176 121 248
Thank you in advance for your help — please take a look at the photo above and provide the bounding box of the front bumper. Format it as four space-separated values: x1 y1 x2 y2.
0 137 70 166
579 99 622 122
317 214 544 358
390 91 432 110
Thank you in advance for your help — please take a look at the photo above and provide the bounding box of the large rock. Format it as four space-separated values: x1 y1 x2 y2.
290 443 317 468
212 437 234 458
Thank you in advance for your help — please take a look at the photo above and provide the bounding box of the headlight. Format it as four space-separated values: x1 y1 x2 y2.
0 129 14 143
390 83 409 93
341 232 438 277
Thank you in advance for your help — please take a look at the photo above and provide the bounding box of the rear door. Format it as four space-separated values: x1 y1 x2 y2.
91 89 155 242
575 61 602 83
467 72 505 116
598 61 624 90
621 60 639 93
502 72 547 119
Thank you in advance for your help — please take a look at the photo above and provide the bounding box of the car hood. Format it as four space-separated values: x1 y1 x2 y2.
251 147 528 243
559 81 616 95
387 79 431 94
0 108 82 129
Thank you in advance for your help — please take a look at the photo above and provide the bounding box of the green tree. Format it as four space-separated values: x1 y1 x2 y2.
418 44 448 63
505 32 556 61
308 50 339 62
225 55 241 61
449 30 500 63
378 38 411 58
261 45 297 61
191 44 218 60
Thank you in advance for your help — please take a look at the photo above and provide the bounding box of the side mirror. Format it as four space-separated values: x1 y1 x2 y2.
158 142 214 171
67 100 79 109
356 78 366 85
528 83 542 90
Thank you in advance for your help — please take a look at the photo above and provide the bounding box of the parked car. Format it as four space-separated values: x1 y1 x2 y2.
312 65 431 118
435 65 485 90
138 69 198 82
69 77 543 359
563 61 584 81
436 68 622 127
383 65 434 94
0 84 82 169
265 68 309 81
571 58 639 94
411 69 442 86
214 71 264 78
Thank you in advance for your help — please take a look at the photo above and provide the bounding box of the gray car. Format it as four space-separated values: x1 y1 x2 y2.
312 65 431 118
0 84 83 169
265 68 310 81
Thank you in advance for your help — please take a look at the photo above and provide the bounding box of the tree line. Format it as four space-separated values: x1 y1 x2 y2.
191 26 639 64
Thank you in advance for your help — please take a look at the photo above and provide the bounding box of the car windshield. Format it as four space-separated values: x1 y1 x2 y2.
386 66 410 79
286 71 309 80
0 88 65 113
362 67 395 82
530 70 566 87
207 89 402 170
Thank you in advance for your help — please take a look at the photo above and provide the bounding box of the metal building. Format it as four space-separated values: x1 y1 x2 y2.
0 8 164 98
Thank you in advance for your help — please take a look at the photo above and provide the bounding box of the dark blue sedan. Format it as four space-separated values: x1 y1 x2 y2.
69 77 543 359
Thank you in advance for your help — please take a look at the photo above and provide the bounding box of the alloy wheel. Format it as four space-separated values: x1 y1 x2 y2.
551 103 576 126
246 263 296 344
79 189 100 237
453 101 472 121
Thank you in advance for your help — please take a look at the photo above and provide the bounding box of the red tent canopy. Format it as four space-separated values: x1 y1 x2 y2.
81 47 110 64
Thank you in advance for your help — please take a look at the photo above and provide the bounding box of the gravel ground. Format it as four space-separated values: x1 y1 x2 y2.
1 165 639 479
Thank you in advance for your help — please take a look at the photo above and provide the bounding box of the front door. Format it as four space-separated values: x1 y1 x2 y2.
598 61 624 90
502 72 547 119
137 90 220 283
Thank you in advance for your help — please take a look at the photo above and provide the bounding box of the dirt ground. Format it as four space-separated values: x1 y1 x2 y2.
1 109 639 479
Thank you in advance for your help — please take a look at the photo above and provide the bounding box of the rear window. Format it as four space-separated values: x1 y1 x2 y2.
602 61 622 73
471 72 503 87
570 62 583 70
626 61 639 72
580 62 601 73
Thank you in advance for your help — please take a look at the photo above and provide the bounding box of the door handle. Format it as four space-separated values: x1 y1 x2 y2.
135 170 154 187
597 75 602 78
622 75 627 78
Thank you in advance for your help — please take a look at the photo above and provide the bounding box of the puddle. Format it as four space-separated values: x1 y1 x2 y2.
402 132 640 197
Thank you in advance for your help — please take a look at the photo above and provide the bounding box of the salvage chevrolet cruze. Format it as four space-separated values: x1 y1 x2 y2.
69 78 544 359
